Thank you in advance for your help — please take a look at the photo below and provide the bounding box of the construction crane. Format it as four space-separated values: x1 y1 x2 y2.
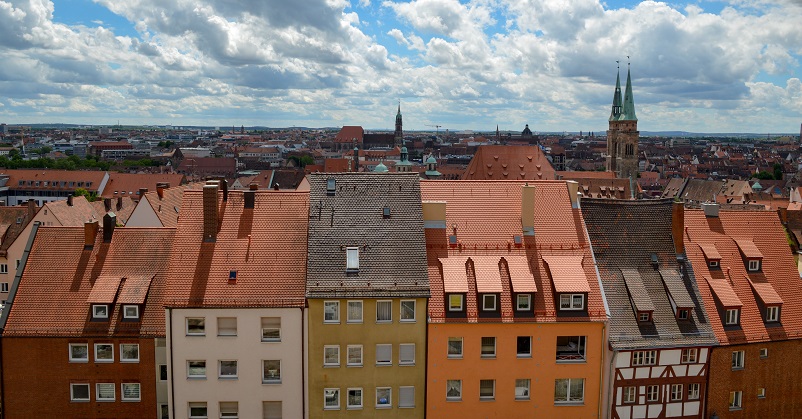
425 124 442 136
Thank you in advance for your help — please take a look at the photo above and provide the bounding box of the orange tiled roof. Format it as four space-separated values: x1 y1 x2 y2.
46 196 101 226
101 173 185 198
440 256 470 293
506 256 537 293
0 169 107 191
472 256 503 293
87 275 124 303
463 145 556 180
544 255 591 293
90 196 136 225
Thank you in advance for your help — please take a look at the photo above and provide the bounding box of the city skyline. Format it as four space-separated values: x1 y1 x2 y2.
0 0 801 133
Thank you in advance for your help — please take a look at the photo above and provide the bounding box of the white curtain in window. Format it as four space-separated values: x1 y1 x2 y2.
376 301 391 321
347 301 362 321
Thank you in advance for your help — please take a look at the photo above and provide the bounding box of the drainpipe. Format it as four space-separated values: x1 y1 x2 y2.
300 306 305 419
169 308 175 419
599 323 607 419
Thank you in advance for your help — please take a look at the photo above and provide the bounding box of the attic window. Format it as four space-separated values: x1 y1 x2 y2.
229 270 237 281
326 178 336 195
123 305 140 319
383 207 391 219
448 235 457 246
650 254 659 267
638 312 652 322
346 247 359 271
92 304 109 320
513 235 522 246
748 260 761 272
709 260 719 268
677 309 690 320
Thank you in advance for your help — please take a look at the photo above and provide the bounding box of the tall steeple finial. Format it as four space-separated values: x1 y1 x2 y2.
609 61 623 122
621 57 637 121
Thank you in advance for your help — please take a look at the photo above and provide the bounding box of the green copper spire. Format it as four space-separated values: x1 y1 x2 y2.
621 64 637 121
609 66 622 122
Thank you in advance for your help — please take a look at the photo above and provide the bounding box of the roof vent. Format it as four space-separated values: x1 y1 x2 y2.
702 202 719 218
650 253 659 267
383 207 391 219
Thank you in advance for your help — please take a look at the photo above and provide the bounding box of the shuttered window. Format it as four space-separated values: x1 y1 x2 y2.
96 383 115 401
262 401 282 419
219 402 238 418
217 317 237 336
376 344 392 365
399 386 415 408
399 343 415 365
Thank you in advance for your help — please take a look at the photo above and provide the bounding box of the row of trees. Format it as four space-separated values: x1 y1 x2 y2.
0 152 111 171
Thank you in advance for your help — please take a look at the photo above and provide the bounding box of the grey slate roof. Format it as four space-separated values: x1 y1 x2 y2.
306 173 430 298
582 198 717 350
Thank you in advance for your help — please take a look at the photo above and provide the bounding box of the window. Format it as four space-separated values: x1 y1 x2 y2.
554 378 584 403
122 383 140 401
69 343 88 362
516 294 531 310
263 401 282 419
399 386 415 408
632 350 657 366
447 380 462 401
760 347 768 358
688 383 700 400
324 301 340 323
376 300 392 322
376 387 391 408
400 300 416 322
346 247 359 271
448 294 463 311
399 343 415 365
262 360 281 383
517 336 532 358
324 388 340 409
96 383 115 401
671 384 683 401
556 336 586 362
678 309 690 320
217 317 237 336
123 305 139 319
623 386 636 403
186 317 206 335
448 337 463 358
189 402 208 418
347 388 363 409
219 360 238 378
0 264 7 274
327 178 336 193
758 387 766 398
219 402 238 418
559 294 584 310
93 304 109 319
383 207 391 218
120 343 139 362
481 337 496 358
261 317 281 342
347 301 363 323
647 385 659 402
479 379 495 400
95 343 113 362
482 294 497 311
730 390 742 409
766 306 779 322
70 383 90 401
732 350 745 369
376 344 392 365
725 309 740 325
709 260 719 268
347 345 363 366
681 348 697 363
159 364 168 381
160 404 169 419
515 379 530 400
0 283 7 293
187 360 206 378
324 345 340 367
748 260 760 272
638 312 651 322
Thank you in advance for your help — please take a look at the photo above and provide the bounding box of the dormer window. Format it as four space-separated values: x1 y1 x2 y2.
513 235 522 247
123 305 139 319
382 207 391 219
725 308 740 325
747 260 761 272
709 260 719 268
638 312 652 323
481 294 497 311
559 294 584 310
766 306 779 322
448 294 464 311
346 247 359 271
677 309 690 320
516 294 531 311
448 235 457 246
92 304 109 319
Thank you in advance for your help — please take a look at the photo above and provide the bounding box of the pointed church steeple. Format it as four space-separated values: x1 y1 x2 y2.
609 64 622 122
621 63 637 121
394 101 403 148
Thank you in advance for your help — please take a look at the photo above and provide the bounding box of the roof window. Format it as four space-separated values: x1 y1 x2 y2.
326 178 336 195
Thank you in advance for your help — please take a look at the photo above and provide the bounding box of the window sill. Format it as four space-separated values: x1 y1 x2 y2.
758 396 766 399
95 360 114 363
555 359 587 364
729 407 743 411
70 400 90 403
346 407 363 410
217 334 238 338
69 360 89 363
375 320 392 324
323 407 340 411
96 399 115 402
446 398 462 402
399 362 415 367
261 340 281 343
346 364 363 368
732 367 744 371
346 321 363 325
399 320 416 323
185 334 206 337
479 397 495 402
218 376 238 380
480 355 496 359
447 355 463 360
375 363 393 367
262 380 281 385
323 321 340 325
120 360 140 363
554 402 585 406
399 405 415 409
323 365 340 368
517 354 532 359
187 376 207 380
375 405 391 409
121 399 141 402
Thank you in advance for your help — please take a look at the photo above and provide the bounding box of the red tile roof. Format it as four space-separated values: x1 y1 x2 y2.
506 256 537 293
472 256 503 293
698 242 722 260
335 126 364 143
0 169 107 192
101 173 185 198
704 276 743 307
733 238 763 259
746 276 783 306
87 275 124 304
139 182 205 228
544 255 591 293
462 145 556 181
117 275 154 305
440 256 470 293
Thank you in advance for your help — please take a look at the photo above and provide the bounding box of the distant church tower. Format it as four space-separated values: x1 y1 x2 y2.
606 62 639 180
394 102 403 147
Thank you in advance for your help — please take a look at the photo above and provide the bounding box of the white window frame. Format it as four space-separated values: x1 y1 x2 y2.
400 300 416 322
375 387 392 408
188 401 208 418
324 345 340 367
481 294 497 311
123 305 139 319
187 360 206 378
748 259 760 272
218 360 238 379
261 317 281 342
219 401 238 418
725 308 740 325
632 350 657 366
766 306 779 322
376 344 392 366
121 382 141 401
681 348 697 364
516 294 531 310
94 343 114 363
671 384 683 401
758 387 766 398
347 388 363 409
709 260 719 268
732 350 745 370
399 343 415 366
217 317 237 336
324 301 340 323
760 347 768 358
262 360 281 383
69 343 89 362
346 247 359 271
479 379 495 400
447 337 463 359
446 380 462 401
0 264 7 274
515 379 530 400
517 336 532 358
623 386 636 403
92 304 109 319
347 345 363 367
324 388 340 410
688 383 700 400
0 282 7 293
70 383 90 402
347 300 363 323
120 343 140 363
448 294 463 311
559 293 584 310
96 383 115 402
729 390 742 409
186 317 206 335
376 300 392 323
647 385 659 402
481 337 496 358
554 378 584 404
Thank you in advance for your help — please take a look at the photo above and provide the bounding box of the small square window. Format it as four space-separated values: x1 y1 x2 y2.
187 360 206 378
623 386 636 403
400 300 416 322
120 343 139 362
70 383 90 402
681 348 697 364
262 360 281 383
760 347 768 358
186 317 206 335
93 304 109 319
376 387 392 408
189 401 208 418
96 383 115 402
758 387 766 398
347 345 363 366
219 401 238 418
261 317 281 342
376 344 392 366
324 388 340 410
324 345 340 367
69 343 88 362
383 207 391 218
324 301 340 323
479 379 495 400
228 270 237 281
515 379 530 400
448 294 464 311
347 301 363 323
219 360 238 378
517 336 531 358
638 312 651 322
217 317 237 336
516 294 531 311
446 380 462 401
123 305 139 319
481 337 496 358
748 260 760 272
482 294 497 311
94 343 113 362
347 388 363 409
346 247 359 271
447 337 463 358
121 383 140 401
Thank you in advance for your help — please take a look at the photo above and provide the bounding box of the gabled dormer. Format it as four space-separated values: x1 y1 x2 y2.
734 238 763 272
705 275 744 327
698 243 722 269
621 269 654 323
659 269 695 321
543 255 590 313
746 275 783 324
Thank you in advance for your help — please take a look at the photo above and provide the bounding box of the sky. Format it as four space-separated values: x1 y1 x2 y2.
0 0 801 133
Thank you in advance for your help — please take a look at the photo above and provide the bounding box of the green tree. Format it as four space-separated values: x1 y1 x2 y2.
773 163 783 181
73 188 100 202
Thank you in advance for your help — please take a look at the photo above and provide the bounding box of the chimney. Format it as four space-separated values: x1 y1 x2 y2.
701 202 719 218
672 201 685 254
421 201 447 229
521 183 535 236
67 195 74 206
221 179 228 202
566 181 580 209
203 184 219 242
244 189 256 209
27 199 36 220
103 212 116 243
156 182 168 200
84 220 99 249
249 183 258 190
116 196 123 211
104 198 112 212
138 188 148 199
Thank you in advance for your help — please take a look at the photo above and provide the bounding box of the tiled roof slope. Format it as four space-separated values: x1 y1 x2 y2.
141 182 204 227
90 196 136 225
3 227 175 337
0 169 107 192
0 205 35 254
685 208 802 344
582 199 716 349
166 189 309 308
306 173 429 298
101 173 186 198
48 196 101 225
462 145 557 181
421 180 606 323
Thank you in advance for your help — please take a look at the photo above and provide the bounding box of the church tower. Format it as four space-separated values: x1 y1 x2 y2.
606 63 639 180
394 102 403 147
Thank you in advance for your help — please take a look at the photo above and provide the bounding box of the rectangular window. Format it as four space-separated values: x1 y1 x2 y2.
324 345 340 367
0 283 7 293
688 383 700 400
448 294 463 311
709 260 719 268
400 300 416 322
219 402 238 418
647 385 659 402
0 264 7 274
399 343 415 365
376 300 392 322
95 343 113 362
159 364 168 381
186 317 206 335
187 360 206 378
758 387 766 398
556 336 586 362
448 337 463 358
346 247 359 271
515 379 530 400
623 386 636 403
121 383 140 401
725 309 740 325
447 380 462 401
766 306 779 322
189 402 208 418
263 401 282 419
160 404 169 419
376 344 392 365
671 384 683 401
324 301 340 323
678 309 690 320
732 350 745 369
217 317 237 336
70 383 90 401
399 386 415 408
638 312 651 322
479 379 495 400
760 348 768 358
347 345 363 366
730 391 742 409
93 304 109 319
559 294 584 310
376 387 392 408
123 305 139 319
632 350 657 366
347 301 363 323
96 383 115 401
219 360 238 378
120 343 139 362
482 294 497 311
481 337 496 358
681 348 697 364
262 360 281 383
261 317 281 342
748 260 760 272
516 294 531 310
347 388 363 409
517 336 532 358
554 378 584 403
69 343 88 362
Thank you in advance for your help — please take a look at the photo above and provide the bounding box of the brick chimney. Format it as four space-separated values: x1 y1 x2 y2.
67 195 73 206
116 196 123 211
139 188 148 199
27 199 36 221
221 179 228 202
103 212 116 243
104 198 112 212
84 220 99 249
672 201 685 254
521 183 535 236
203 184 219 242
156 182 168 200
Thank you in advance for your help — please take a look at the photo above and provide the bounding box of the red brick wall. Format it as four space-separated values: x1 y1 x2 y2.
707 339 802 418
2 337 157 419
